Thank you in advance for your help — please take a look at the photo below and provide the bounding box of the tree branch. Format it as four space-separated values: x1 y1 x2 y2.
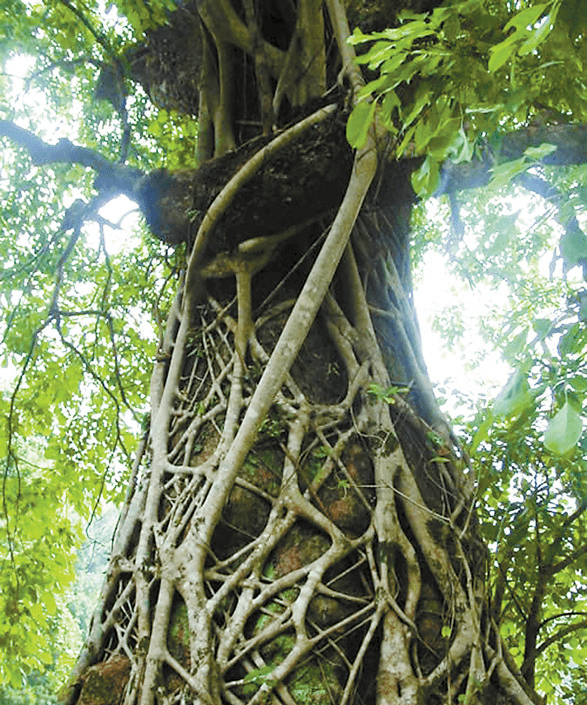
532 618 587 666
0 120 143 196
0 120 108 169
547 542 587 577
437 123 587 195
538 610 587 631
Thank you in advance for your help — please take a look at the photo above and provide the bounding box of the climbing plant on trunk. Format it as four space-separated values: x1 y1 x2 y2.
56 2 562 704
1 1 586 705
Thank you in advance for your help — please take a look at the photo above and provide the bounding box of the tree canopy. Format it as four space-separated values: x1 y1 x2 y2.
0 0 586 704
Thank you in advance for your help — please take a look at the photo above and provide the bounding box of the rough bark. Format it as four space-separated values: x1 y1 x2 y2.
56 2 560 704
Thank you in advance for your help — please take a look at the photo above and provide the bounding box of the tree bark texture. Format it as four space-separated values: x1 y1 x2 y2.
63 2 544 704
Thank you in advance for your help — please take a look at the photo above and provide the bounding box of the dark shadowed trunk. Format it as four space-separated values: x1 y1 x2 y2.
61 2 543 704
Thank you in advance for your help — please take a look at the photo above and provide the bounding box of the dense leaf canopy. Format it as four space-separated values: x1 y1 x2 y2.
0 0 586 703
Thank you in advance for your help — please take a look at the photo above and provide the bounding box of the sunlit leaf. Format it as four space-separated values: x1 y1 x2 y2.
518 14 554 55
504 4 548 32
469 414 494 456
346 100 376 149
558 323 587 356
493 368 534 417
560 226 587 266
411 155 440 196
488 37 518 73
544 402 583 455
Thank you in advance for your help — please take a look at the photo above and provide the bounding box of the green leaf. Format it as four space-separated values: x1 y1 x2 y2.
147 120 162 136
381 53 409 78
518 12 555 55
415 119 432 151
427 117 462 159
244 664 275 683
358 74 391 100
450 127 473 163
558 323 586 355
380 20 436 42
523 143 557 160
488 36 518 73
469 414 494 456
411 156 440 196
570 376 587 392
504 328 528 358
367 382 409 403
560 226 587 266
346 100 376 150
355 40 394 68
348 27 371 45
396 123 417 157
489 157 528 189
9 668 23 689
504 4 548 33
487 3 555 71
402 83 432 126
493 368 534 417
381 90 401 129
44 591 57 616
544 401 583 455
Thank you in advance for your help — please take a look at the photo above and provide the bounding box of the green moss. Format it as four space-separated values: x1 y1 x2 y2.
370 429 399 456
385 432 399 455
287 659 338 705
241 451 281 496
262 633 295 662
259 409 284 439
168 600 190 665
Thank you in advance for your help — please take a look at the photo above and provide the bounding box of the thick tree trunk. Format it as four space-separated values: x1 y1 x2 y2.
62 2 542 705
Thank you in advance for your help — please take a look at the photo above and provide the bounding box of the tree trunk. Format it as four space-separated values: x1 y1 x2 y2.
62 2 542 704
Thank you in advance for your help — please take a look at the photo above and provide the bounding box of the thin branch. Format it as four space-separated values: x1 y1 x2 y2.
534 618 587 661
543 500 587 563
437 123 587 195
57 0 118 63
2 319 52 577
0 120 143 195
547 542 587 577
538 610 587 631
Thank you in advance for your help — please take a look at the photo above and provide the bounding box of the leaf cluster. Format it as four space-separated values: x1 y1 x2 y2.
411 159 586 702
474 409 586 700
346 0 587 194
459 275 587 701
0 1 199 684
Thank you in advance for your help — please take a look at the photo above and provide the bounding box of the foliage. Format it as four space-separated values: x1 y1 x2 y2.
0 443 80 686
412 166 587 700
0 0 183 689
473 411 586 700
347 0 587 194
0 0 585 702
0 508 114 703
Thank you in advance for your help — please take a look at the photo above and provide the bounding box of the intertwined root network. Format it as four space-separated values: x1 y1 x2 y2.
71 207 503 705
